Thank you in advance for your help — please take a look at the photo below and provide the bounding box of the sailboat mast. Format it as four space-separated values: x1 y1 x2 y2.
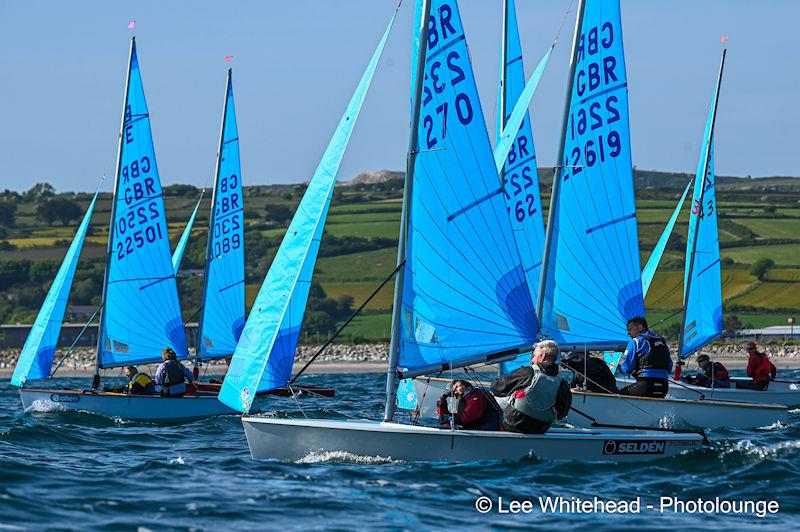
196 68 232 363
93 37 136 388
383 0 432 422
677 49 726 366
498 0 509 185
535 0 586 322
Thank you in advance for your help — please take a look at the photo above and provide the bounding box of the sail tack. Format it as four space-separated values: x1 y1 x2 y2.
219 12 396 412
99 40 189 367
681 63 725 358
540 0 644 348
398 0 537 370
11 190 100 386
199 72 246 359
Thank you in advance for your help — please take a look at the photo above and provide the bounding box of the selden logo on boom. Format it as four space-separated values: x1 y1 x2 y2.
603 439 665 455
50 393 80 403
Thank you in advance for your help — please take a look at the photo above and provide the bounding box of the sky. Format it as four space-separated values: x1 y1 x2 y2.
0 0 796 192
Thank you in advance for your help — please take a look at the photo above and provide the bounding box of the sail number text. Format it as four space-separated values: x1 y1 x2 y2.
213 173 242 257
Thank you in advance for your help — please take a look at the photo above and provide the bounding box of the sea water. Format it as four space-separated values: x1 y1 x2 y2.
1 370 798 529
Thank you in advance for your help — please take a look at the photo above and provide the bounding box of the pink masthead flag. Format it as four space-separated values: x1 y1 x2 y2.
225 55 233 62
128 20 136 29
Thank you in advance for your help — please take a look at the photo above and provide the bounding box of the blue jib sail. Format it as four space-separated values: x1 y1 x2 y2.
540 0 644 348
681 86 723 357
171 194 203 274
641 179 692 297
99 39 189 367
495 0 551 374
199 71 245 359
11 189 100 386
398 0 537 370
219 12 396 412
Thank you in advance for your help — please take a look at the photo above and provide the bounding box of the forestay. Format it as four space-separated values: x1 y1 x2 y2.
199 72 246 359
681 84 723 357
540 0 643 348
640 179 692 297
11 189 100 386
494 0 552 374
99 40 189 367
398 0 537 370
171 194 203 274
218 13 396 412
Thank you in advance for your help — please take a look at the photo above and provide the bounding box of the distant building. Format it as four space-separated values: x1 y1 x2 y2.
737 326 800 339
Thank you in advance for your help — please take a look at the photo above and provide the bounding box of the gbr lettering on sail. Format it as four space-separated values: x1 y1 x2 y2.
115 104 165 261
562 19 626 182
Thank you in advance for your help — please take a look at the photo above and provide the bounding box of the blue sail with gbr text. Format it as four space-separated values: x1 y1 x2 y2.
219 13 395 412
681 84 723 357
100 41 189 367
11 189 100 386
540 0 644 348
199 73 245 359
398 0 537 370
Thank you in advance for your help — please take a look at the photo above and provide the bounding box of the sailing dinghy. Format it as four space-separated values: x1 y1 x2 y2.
407 0 787 431
14 39 258 420
238 0 705 462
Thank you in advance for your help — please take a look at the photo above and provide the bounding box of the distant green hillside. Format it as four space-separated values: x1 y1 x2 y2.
2 170 799 341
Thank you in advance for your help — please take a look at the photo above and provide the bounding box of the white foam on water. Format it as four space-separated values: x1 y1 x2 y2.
169 455 186 465
295 450 398 464
25 400 68 413
722 438 800 459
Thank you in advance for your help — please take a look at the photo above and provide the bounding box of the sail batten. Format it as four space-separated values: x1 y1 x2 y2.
98 40 188 368
198 70 245 360
539 0 644 346
11 189 101 386
219 12 397 412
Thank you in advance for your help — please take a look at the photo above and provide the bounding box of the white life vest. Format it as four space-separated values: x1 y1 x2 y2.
510 366 562 423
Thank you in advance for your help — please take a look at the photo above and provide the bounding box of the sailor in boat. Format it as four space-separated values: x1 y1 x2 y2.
490 341 572 434
155 347 195 397
107 366 157 395
562 352 618 394
736 341 777 391
436 379 501 431
681 354 730 389
618 317 673 398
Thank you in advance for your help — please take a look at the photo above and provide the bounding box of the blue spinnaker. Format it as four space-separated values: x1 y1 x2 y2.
398 0 537 370
11 190 100 386
495 0 551 374
199 71 245 360
540 0 644 348
99 40 189 367
641 179 692 297
171 194 203 274
681 82 723 357
219 13 395 412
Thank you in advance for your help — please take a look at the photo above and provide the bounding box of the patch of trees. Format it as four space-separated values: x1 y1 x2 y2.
301 282 355 339
36 197 82 226
750 258 775 280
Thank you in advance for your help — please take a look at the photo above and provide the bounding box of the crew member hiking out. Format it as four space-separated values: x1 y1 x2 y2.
155 347 195 397
436 379 501 431
490 340 572 434
618 317 673 398
682 354 730 388
736 341 777 391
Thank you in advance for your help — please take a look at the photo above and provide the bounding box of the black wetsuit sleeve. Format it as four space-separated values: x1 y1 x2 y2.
490 367 533 397
554 379 572 420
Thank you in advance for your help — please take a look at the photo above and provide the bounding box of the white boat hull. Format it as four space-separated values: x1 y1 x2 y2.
241 417 704 462
413 377 788 430
19 389 242 421
617 376 800 408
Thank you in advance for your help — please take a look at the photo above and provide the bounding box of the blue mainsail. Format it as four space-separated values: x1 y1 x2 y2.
171 194 203 274
199 71 245 359
11 190 100 386
219 13 395 412
681 80 723 357
397 0 537 370
495 0 551 374
641 179 692 297
99 39 189 367
540 0 644 348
